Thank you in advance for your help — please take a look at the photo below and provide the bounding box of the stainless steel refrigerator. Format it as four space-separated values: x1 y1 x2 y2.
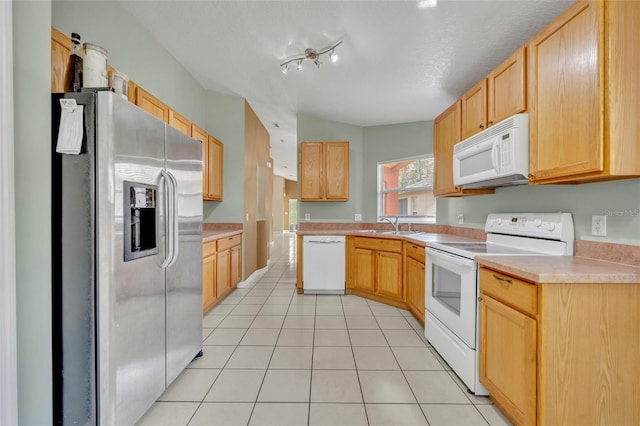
52 90 203 425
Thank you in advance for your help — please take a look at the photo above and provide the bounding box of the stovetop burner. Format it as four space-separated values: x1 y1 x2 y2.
433 242 543 256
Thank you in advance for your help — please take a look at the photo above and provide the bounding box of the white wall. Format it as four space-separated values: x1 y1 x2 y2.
272 175 285 232
438 178 640 245
52 0 207 126
202 91 245 223
13 0 53 423
297 114 364 222
1 1 17 424
362 121 434 222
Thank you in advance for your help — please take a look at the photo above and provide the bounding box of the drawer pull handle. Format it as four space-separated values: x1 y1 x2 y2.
478 296 484 302
493 274 512 286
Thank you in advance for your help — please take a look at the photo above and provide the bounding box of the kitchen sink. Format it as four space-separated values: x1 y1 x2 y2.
357 229 423 236
382 231 424 235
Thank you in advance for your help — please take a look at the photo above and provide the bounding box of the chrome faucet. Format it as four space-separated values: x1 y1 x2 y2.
379 216 399 232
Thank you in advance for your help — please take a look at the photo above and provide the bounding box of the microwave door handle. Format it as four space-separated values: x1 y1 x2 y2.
490 137 500 174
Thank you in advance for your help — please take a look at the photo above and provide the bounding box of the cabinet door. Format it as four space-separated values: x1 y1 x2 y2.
480 295 536 426
231 244 241 287
51 28 71 93
191 125 209 198
353 248 375 293
135 86 169 123
488 47 526 126
202 254 216 313
299 142 325 200
433 101 461 196
168 109 191 136
528 1 603 182
216 249 231 298
405 256 425 324
376 251 403 301
461 80 487 139
324 142 349 200
208 137 223 200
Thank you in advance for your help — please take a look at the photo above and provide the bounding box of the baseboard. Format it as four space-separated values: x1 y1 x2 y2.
236 266 268 288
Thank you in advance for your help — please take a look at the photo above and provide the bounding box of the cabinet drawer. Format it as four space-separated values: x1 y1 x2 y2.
203 241 216 258
353 236 402 253
217 234 241 251
480 267 537 316
405 242 425 263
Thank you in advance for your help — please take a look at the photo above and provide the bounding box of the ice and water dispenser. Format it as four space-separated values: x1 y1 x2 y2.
123 181 158 261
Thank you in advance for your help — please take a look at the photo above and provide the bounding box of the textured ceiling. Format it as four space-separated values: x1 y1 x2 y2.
119 0 572 180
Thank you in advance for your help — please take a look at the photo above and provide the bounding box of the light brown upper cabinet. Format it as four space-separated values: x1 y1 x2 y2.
528 0 640 184
135 86 169 123
191 124 209 198
206 136 224 201
191 125 223 201
488 47 526 126
461 80 487 140
461 47 526 140
168 109 191 136
299 141 349 201
51 28 71 93
433 101 493 197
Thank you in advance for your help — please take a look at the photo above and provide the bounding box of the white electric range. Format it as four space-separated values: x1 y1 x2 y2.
424 212 574 395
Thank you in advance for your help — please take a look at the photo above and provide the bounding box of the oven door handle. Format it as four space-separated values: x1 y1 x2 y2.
427 248 477 271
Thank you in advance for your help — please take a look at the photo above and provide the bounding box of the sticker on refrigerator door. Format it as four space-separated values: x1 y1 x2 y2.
56 99 84 155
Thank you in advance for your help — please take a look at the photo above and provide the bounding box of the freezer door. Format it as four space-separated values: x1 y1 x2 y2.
96 92 167 426
164 124 203 385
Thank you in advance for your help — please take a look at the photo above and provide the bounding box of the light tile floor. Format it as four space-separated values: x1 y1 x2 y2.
137 232 512 426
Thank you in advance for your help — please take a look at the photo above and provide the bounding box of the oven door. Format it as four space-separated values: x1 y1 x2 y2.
426 248 478 349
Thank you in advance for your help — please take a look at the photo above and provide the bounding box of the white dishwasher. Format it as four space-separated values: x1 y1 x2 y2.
302 235 346 294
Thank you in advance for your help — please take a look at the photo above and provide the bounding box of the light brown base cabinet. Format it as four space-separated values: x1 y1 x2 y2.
202 241 218 313
346 236 404 306
404 241 425 325
202 233 242 314
479 266 640 426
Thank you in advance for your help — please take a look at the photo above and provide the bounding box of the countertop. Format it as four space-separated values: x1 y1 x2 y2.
476 255 640 284
203 229 242 243
297 230 481 245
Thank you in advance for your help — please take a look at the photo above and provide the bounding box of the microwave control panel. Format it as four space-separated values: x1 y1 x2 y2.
498 132 513 173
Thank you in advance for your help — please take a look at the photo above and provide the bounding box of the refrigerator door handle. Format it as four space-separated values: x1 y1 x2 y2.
160 170 174 269
166 171 180 268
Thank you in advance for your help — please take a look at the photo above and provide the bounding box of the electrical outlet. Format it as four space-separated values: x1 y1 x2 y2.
458 214 464 225
354 213 362 221
592 215 607 236
304 213 311 221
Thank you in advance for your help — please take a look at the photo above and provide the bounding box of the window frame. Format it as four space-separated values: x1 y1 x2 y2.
377 154 436 224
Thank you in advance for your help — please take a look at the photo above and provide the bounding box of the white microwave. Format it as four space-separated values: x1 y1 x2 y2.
453 113 529 189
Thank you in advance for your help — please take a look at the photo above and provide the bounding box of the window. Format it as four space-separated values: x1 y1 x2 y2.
378 155 436 222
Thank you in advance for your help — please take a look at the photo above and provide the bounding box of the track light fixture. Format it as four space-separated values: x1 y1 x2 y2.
280 40 342 73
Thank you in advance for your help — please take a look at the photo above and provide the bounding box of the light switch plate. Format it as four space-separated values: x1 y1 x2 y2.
354 213 362 221
304 213 311 221
592 215 606 236
458 214 464 225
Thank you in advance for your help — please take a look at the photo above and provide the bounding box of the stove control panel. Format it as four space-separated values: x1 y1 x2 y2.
485 212 574 241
